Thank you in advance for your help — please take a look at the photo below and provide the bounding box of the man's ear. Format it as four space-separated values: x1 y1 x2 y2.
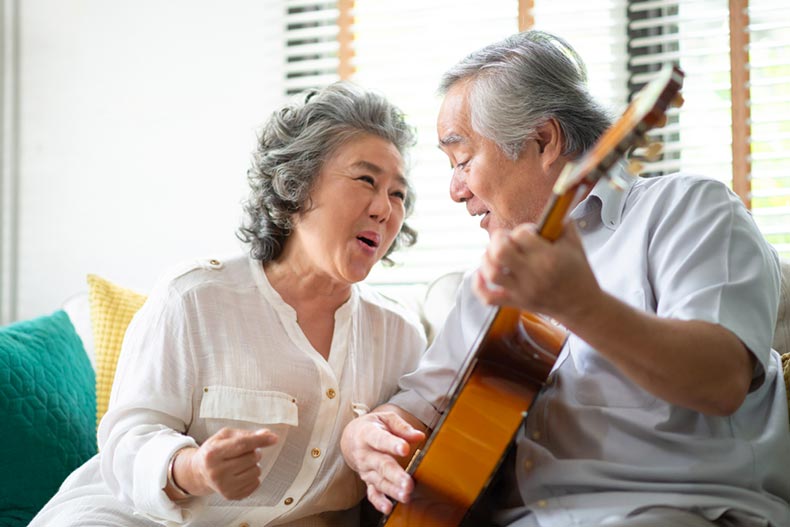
534 118 564 170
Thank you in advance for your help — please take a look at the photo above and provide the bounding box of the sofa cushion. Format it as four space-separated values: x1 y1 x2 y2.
87 274 147 426
0 310 96 525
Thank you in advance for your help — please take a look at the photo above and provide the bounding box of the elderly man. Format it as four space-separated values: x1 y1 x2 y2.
341 30 789 527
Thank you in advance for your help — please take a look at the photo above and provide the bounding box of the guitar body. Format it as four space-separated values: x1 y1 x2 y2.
382 307 566 527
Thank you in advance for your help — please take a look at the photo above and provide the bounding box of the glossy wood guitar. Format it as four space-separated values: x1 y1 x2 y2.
381 65 685 527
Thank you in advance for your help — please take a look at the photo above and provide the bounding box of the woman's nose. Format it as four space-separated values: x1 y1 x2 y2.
369 190 392 222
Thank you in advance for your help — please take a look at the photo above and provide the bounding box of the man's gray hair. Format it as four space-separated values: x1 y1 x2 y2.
439 30 612 159
238 81 417 264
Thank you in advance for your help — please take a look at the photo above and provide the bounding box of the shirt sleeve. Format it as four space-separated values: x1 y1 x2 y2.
390 272 496 428
646 176 781 385
97 281 204 525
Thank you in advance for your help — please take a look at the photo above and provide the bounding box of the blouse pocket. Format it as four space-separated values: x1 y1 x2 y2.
199 385 298 426
199 386 299 481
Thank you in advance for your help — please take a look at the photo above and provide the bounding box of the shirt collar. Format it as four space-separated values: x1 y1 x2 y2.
569 164 635 230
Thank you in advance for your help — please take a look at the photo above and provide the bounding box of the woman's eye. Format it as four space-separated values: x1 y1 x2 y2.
358 175 375 185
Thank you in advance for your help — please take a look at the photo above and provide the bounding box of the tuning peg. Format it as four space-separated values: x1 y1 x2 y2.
645 142 663 161
633 142 663 162
672 92 685 108
627 160 644 176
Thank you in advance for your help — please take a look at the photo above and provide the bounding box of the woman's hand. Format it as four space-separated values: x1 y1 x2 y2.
340 407 425 514
170 427 278 501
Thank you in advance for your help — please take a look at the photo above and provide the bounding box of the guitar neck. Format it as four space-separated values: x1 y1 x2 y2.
536 180 593 242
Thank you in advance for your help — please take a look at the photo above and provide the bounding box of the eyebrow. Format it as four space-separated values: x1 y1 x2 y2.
438 133 467 148
350 160 408 187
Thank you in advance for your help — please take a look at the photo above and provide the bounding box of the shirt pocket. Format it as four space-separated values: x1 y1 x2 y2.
199 385 298 480
199 385 299 426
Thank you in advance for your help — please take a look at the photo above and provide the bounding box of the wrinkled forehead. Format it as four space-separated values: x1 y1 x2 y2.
437 82 474 143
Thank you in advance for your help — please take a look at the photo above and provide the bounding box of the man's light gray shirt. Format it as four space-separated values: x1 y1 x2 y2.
390 173 790 526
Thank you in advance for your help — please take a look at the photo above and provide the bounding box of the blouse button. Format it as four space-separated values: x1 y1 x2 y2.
284 497 294 505
326 388 336 399
311 448 321 458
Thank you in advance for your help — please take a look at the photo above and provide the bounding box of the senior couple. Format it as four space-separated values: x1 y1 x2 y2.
31 30 789 527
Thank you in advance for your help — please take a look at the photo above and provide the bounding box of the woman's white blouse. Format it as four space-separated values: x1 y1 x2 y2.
98 254 426 526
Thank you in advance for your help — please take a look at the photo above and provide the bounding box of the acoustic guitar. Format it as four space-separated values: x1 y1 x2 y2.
381 65 685 527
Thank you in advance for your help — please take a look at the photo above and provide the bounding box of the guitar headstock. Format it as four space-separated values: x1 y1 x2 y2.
553 65 685 197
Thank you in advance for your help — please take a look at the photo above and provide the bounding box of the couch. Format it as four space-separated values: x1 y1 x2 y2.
1 261 789 526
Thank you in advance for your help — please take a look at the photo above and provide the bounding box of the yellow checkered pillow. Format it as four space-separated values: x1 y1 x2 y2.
87 274 147 427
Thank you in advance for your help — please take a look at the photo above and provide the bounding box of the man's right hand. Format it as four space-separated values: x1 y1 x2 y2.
340 405 426 514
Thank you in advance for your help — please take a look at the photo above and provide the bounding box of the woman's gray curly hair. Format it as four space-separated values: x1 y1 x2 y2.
238 81 417 264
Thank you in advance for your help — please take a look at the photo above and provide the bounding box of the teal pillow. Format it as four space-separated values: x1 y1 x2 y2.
0 310 97 526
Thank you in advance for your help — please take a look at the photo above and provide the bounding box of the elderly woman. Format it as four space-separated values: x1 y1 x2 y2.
29 82 426 527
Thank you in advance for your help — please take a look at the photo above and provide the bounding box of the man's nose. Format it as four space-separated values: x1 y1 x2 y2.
450 170 471 203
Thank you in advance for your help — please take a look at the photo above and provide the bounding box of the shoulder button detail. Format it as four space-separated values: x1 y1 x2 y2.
207 259 223 270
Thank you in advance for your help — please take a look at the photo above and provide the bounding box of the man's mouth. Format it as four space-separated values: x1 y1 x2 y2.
470 209 490 225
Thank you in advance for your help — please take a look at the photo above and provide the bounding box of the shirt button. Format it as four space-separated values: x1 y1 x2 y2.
537 499 548 508
524 459 534 471
284 497 294 505
532 431 541 441
545 376 554 386
311 448 321 458
326 388 336 399
577 220 588 229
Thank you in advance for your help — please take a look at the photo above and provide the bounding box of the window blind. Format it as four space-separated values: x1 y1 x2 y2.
285 0 341 95
748 1 790 255
627 0 733 179
626 0 790 257
351 0 518 287
528 1 630 116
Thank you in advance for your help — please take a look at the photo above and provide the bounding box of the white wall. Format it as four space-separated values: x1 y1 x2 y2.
7 0 285 321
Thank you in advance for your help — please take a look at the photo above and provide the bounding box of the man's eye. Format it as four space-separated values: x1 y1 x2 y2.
455 160 469 170
391 190 406 201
